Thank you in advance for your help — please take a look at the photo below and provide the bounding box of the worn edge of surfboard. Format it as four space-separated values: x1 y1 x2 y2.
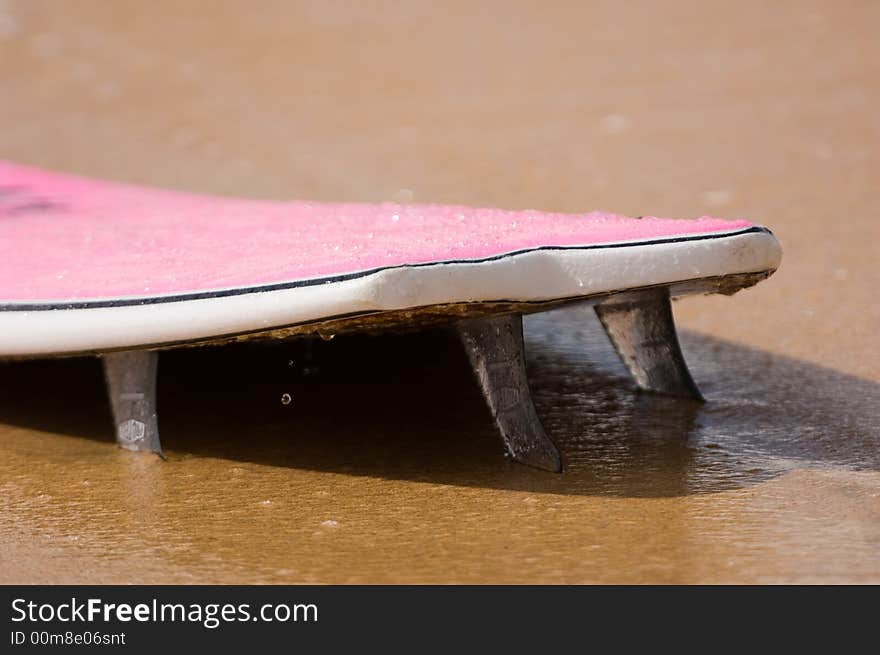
0 269 771 358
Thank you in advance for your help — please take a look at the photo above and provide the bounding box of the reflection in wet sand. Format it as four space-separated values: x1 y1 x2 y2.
0 306 877 583
0 0 878 585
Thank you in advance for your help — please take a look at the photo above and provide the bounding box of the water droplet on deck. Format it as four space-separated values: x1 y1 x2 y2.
280 393 292 406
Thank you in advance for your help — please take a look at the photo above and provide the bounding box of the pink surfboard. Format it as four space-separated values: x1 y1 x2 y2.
0 161 781 470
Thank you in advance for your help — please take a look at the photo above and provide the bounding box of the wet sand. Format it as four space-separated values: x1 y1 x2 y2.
0 0 878 583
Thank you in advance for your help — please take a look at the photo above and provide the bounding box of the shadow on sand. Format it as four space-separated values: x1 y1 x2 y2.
0 305 877 497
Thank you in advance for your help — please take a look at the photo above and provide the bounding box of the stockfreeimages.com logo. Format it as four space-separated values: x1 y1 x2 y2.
11 598 318 630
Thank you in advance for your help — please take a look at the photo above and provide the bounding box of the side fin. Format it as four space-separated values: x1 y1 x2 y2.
458 315 562 472
595 288 703 400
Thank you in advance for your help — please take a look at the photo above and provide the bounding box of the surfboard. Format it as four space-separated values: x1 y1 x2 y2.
0 161 782 470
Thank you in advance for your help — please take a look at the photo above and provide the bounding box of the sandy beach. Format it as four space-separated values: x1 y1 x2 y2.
0 0 877 583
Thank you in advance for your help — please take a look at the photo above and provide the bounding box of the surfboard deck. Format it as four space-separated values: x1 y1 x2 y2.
0 161 782 470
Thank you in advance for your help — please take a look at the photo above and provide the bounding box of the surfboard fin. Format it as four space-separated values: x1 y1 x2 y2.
595 287 703 400
458 315 562 472
102 350 163 457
